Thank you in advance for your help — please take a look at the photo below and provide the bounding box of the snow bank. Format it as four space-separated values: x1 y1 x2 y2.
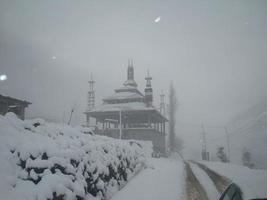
0 113 152 200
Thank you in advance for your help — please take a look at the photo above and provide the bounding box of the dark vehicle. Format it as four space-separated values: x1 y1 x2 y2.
219 183 243 200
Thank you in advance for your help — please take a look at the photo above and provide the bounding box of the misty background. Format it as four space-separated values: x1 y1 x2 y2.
1 0 267 163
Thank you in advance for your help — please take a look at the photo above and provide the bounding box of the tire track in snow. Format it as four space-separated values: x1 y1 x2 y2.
192 161 231 194
189 163 220 200
185 161 209 200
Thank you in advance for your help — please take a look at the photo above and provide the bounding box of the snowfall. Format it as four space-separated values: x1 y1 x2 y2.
1 113 267 200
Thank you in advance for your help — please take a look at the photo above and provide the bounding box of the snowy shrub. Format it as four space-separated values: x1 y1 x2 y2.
0 113 152 200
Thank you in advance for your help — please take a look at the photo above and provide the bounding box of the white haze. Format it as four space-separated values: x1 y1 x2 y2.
0 0 267 161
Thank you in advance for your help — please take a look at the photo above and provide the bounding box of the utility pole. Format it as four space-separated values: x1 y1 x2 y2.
201 123 208 160
224 127 231 162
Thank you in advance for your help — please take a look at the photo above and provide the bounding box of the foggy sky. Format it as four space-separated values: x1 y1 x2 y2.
0 0 267 127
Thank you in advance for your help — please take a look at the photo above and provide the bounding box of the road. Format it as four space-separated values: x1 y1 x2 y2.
111 158 185 200
111 158 231 200
185 161 231 200
184 161 209 200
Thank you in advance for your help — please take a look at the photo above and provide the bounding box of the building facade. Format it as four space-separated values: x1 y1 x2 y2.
85 61 168 154
0 94 31 120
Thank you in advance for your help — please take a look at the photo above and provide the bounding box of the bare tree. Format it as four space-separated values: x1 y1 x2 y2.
168 82 178 152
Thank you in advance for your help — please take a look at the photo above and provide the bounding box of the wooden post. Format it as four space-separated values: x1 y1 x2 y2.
86 114 90 127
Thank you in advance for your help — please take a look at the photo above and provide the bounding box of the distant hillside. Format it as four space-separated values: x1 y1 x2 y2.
227 100 267 169
228 100 267 133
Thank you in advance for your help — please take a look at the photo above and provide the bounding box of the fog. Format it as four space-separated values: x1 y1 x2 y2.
1 0 267 129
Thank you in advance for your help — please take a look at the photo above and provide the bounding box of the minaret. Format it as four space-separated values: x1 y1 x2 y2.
160 91 166 116
144 70 153 106
86 73 95 127
88 73 95 111
127 59 134 80
124 59 138 87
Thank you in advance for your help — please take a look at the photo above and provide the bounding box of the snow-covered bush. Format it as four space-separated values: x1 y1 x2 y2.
0 113 152 200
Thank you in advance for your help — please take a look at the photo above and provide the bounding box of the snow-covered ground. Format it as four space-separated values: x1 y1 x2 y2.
0 112 187 200
202 161 267 200
5 111 267 200
111 158 186 200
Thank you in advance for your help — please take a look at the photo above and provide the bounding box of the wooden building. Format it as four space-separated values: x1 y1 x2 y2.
85 61 168 154
0 94 31 120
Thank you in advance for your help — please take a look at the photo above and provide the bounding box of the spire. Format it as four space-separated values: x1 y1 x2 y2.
124 58 138 87
127 58 134 80
128 58 131 67
145 70 152 87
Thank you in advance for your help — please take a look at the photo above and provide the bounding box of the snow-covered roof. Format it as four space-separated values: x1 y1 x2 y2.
114 85 142 93
103 91 144 101
86 64 167 122
123 79 137 87
0 94 31 105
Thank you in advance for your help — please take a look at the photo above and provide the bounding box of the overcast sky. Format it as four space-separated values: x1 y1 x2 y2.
0 0 267 127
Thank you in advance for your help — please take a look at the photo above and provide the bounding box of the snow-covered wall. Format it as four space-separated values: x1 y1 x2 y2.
0 113 152 200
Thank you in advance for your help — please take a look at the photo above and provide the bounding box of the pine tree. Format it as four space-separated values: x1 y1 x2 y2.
242 148 254 168
216 146 227 162
169 83 177 152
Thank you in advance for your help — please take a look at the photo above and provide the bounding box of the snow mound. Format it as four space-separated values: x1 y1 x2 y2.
0 113 152 200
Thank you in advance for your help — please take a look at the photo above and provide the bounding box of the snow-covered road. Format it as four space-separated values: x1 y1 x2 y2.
189 163 220 200
111 158 186 200
111 158 267 200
